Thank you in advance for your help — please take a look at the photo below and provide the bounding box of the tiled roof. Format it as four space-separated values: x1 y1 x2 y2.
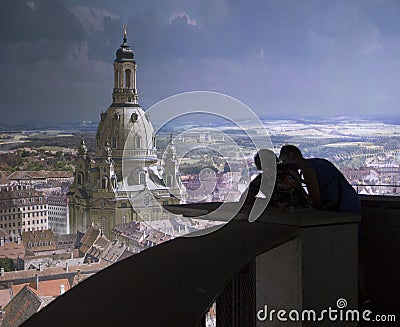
117 249 135 262
1 286 42 327
0 185 45 203
22 230 57 253
144 230 171 245
0 242 25 259
93 236 110 249
8 171 73 180
112 221 142 240
79 226 101 254
85 236 111 262
11 278 70 298
0 288 12 309
71 272 93 287
55 234 78 250
100 240 126 263
0 261 109 283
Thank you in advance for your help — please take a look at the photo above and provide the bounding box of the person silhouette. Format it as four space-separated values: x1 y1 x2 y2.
278 144 360 213
239 149 310 222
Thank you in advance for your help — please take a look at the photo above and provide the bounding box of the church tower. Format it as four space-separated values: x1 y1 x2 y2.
112 25 138 105
96 25 157 181
68 26 182 239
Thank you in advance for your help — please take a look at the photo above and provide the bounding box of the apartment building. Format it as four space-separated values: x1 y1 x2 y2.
0 184 48 240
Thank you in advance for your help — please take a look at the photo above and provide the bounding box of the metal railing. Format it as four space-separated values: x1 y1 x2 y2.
351 183 400 195
201 261 256 327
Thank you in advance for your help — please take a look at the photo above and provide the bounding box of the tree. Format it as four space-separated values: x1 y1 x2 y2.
0 257 15 272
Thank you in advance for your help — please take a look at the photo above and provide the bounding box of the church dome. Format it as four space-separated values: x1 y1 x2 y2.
96 105 157 180
115 26 135 63
115 42 134 63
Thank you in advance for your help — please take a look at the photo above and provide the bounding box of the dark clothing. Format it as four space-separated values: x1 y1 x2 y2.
303 158 361 214
272 164 310 208
242 167 310 209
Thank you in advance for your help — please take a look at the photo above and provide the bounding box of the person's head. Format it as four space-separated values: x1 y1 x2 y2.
254 149 277 171
279 145 304 168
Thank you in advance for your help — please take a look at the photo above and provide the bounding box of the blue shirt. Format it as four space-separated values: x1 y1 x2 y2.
304 158 361 214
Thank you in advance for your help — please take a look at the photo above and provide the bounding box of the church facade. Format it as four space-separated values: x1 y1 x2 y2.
68 27 182 239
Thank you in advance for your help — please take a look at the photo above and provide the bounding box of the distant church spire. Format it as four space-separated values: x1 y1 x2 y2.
78 135 88 158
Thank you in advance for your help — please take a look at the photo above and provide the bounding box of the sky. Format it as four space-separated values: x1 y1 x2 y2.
0 0 399 125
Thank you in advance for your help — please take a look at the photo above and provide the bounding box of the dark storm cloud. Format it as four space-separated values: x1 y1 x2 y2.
0 0 400 124
0 0 84 62
0 0 109 123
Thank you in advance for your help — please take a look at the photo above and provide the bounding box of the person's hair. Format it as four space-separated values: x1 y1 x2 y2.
280 145 303 159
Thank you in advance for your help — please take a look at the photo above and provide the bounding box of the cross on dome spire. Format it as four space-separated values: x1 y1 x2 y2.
123 24 127 43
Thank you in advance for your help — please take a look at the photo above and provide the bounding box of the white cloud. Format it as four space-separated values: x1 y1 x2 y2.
168 12 197 26
69 6 119 33
26 1 36 11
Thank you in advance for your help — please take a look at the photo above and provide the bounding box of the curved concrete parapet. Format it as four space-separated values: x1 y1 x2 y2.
22 218 297 327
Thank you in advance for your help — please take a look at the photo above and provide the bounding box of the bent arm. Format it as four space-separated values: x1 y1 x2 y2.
302 166 322 208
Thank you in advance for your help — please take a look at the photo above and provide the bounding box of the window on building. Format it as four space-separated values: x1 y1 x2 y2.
114 70 119 88
77 173 83 185
144 195 150 207
101 217 107 233
139 173 145 185
112 137 117 149
136 136 141 149
125 69 131 88
102 177 108 189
